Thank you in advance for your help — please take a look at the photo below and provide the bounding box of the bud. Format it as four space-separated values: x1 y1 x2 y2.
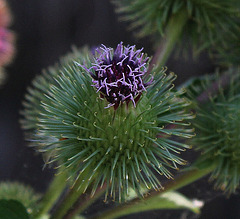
191 69 240 193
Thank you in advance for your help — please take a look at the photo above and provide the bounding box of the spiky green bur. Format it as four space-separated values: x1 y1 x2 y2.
190 69 240 193
112 0 239 50
213 19 240 66
21 45 194 202
0 182 41 214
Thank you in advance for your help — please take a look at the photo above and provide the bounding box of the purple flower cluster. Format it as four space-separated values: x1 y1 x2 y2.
82 42 152 109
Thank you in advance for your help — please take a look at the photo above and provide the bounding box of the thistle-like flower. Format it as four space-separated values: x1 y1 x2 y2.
22 43 194 201
189 68 240 193
112 0 239 50
79 42 152 109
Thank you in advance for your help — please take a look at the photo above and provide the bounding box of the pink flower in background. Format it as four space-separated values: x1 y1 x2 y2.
0 0 14 67
0 27 14 66
0 0 12 27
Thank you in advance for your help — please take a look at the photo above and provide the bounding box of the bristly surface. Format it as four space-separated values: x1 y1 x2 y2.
112 0 240 52
188 68 240 194
21 44 194 202
212 19 240 66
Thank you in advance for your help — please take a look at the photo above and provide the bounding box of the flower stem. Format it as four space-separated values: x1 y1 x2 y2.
90 165 215 219
33 169 68 218
64 183 107 219
50 168 94 219
149 9 188 72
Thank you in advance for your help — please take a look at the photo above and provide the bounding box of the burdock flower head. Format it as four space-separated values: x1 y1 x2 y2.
79 42 152 109
189 68 240 194
112 0 239 51
22 43 194 201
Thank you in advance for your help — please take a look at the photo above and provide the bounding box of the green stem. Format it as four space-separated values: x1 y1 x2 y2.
64 183 107 219
33 169 68 218
91 165 215 219
149 9 188 72
50 168 94 219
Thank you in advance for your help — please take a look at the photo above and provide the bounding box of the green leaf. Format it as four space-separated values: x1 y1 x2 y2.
114 191 202 219
0 199 29 219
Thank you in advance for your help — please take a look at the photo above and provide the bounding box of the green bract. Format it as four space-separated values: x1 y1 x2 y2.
112 0 239 50
189 68 240 193
21 46 194 202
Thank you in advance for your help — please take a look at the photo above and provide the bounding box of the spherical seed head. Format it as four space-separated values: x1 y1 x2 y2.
190 69 240 194
84 42 151 109
22 45 194 202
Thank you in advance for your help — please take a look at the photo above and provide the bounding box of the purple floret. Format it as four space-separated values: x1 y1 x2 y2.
80 42 152 109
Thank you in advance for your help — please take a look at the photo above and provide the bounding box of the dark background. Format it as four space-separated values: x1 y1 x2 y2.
0 1 240 218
